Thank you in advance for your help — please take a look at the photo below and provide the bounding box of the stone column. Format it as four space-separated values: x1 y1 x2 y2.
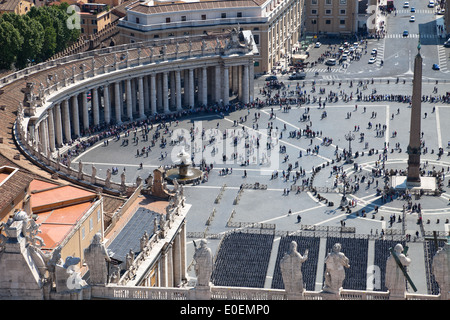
223 66 230 105
215 65 221 104
173 233 182 286
180 222 187 281
167 244 174 286
104 84 111 125
163 72 169 113
188 68 195 108
47 107 56 152
82 92 89 132
54 103 63 147
143 76 150 115
249 62 254 102
138 76 145 119
242 64 249 104
170 71 176 110
160 251 167 287
126 79 133 120
40 119 48 157
175 70 182 111
157 73 163 111
72 94 80 137
114 81 122 124
62 99 71 142
201 67 207 106
150 74 157 115
93 87 100 126
131 78 137 115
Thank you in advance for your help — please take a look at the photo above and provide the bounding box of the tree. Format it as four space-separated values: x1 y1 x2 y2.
0 21 23 69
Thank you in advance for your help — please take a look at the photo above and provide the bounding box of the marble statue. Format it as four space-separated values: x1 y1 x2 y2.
91 165 97 184
125 249 134 269
280 241 308 295
385 243 411 298
84 233 111 285
105 168 112 188
140 232 148 251
193 239 213 287
78 160 83 180
322 243 350 294
432 242 450 300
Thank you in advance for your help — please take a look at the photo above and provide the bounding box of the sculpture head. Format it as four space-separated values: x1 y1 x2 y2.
332 243 342 253
288 241 298 253
394 243 404 254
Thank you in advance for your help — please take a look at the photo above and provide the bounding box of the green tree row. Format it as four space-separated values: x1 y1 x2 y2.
0 3 80 70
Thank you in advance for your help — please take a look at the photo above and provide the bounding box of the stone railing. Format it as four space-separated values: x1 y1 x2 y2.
90 284 441 300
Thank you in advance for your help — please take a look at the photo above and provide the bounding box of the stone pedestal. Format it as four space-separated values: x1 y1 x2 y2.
193 286 212 300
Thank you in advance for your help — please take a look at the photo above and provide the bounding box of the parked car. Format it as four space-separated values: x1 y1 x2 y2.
371 49 377 55
314 42 321 48
432 64 440 70
428 0 435 7
409 16 415 22
410 7 415 12
403 1 409 7
289 72 306 80
403 30 409 37
325 59 337 66
368 57 376 64
265 75 278 81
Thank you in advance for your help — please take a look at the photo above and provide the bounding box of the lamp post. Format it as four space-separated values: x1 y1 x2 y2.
345 131 355 164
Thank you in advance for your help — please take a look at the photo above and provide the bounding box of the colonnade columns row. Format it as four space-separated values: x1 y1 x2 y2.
163 72 169 113
126 79 133 121
82 92 89 132
242 64 249 104
62 99 71 143
103 84 111 125
114 81 122 124
54 103 63 147
150 74 157 115
72 95 80 137
93 87 100 126
223 66 230 106
201 67 207 106
188 69 194 108
138 76 145 119
47 107 56 152
175 70 182 111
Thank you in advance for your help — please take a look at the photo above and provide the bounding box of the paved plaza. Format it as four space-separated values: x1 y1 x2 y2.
69 75 450 293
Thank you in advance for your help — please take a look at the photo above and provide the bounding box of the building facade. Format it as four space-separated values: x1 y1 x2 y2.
303 0 358 36
117 0 304 74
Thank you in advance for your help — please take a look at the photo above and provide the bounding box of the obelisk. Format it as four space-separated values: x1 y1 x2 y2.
406 43 422 185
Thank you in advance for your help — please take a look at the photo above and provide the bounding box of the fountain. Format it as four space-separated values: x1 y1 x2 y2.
165 148 203 184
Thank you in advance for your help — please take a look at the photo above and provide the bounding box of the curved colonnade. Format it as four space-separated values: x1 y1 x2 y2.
11 30 255 194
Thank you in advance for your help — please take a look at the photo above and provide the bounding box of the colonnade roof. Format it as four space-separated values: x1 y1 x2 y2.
128 0 266 14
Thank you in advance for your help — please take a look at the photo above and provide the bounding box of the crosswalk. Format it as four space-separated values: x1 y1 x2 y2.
304 67 342 74
437 45 448 71
395 9 435 14
385 33 440 38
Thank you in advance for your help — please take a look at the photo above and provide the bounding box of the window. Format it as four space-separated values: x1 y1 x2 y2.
325 19 331 24
136 17 139 24
311 19 317 25
325 9 332 15
166 17 171 23
81 227 85 240
237 12 242 17
311 0 317 4
181 15 186 21
184 31 189 35
168 33 174 37
130 32 134 37
221 13 226 18
340 0 347 4
340 9 346 15
326 0 331 4
312 9 317 14
201 14 206 20
340 19 346 24
253 34 260 44
97 208 101 222
153 35 159 38
89 217 93 231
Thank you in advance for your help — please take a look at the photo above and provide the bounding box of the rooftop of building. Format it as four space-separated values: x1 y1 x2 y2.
0 0 32 11
128 0 269 14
